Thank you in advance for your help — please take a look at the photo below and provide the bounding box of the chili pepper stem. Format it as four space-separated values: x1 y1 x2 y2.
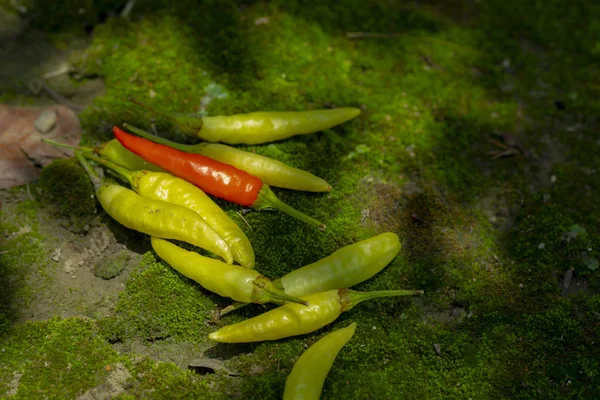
340 289 424 312
42 138 94 153
123 123 204 153
129 97 203 133
218 302 246 316
82 152 141 188
254 185 326 231
74 151 101 190
252 276 309 306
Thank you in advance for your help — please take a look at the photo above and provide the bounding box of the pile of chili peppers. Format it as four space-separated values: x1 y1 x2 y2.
45 101 423 399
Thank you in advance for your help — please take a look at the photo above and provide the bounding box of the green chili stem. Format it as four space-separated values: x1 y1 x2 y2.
341 289 424 312
263 288 309 306
122 123 205 153
252 276 309 306
83 152 139 188
254 185 326 231
129 97 203 131
74 151 102 190
42 138 94 153
218 302 247 316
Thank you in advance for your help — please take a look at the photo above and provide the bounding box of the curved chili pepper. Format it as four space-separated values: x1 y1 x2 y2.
220 232 401 315
283 322 357 400
130 98 361 145
208 288 423 343
74 151 233 264
122 123 331 192
113 126 325 230
97 139 165 173
82 152 255 269
151 237 306 306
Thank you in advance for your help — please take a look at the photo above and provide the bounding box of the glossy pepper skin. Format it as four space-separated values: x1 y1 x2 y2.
74 152 233 264
123 123 331 192
208 288 422 343
151 237 306 306
220 232 401 314
278 232 401 297
283 322 356 400
130 98 361 145
113 126 325 230
83 153 255 268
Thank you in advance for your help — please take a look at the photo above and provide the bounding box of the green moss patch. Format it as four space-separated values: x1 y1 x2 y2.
37 158 96 233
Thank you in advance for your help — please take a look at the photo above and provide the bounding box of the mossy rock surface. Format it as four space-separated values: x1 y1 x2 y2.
37 157 96 233
1 0 600 399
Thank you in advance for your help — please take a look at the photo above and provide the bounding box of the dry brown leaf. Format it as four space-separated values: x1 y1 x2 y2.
0 104 81 189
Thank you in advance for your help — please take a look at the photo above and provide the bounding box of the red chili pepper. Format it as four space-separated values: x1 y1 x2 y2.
113 126 325 230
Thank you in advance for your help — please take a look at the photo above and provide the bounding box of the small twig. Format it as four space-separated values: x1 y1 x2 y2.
121 0 136 18
0 251 9 255
237 211 252 231
30 79 84 112
26 184 33 200
42 64 72 80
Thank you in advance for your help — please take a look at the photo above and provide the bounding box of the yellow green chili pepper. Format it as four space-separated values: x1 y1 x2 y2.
74 152 233 264
82 152 254 268
123 123 331 192
96 139 165 173
151 237 306 306
208 288 422 343
130 98 361 145
283 322 357 400
220 232 401 314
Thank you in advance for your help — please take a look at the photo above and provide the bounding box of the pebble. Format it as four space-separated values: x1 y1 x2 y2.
34 110 58 134
563 268 574 290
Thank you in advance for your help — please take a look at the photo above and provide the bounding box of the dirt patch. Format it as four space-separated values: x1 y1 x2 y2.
77 363 132 400
111 338 214 372
353 174 404 232
18 211 140 322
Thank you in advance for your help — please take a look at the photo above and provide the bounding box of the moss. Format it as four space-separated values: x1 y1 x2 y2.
118 357 225 400
37 158 96 233
98 252 216 343
2 0 600 398
94 250 129 279
0 193 51 325
0 317 122 398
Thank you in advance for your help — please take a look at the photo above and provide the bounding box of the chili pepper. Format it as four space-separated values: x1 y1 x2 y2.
96 139 165 173
73 151 233 264
220 232 401 315
151 237 306 306
82 152 255 269
122 123 331 192
45 137 165 173
208 288 422 343
113 126 326 230
283 322 356 400
129 98 361 145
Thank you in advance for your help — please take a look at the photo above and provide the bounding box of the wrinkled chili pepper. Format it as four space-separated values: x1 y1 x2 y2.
122 123 331 192
151 237 306 306
113 126 325 230
208 288 423 343
81 152 255 269
129 98 361 145
220 232 401 315
74 151 233 263
284 322 357 400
